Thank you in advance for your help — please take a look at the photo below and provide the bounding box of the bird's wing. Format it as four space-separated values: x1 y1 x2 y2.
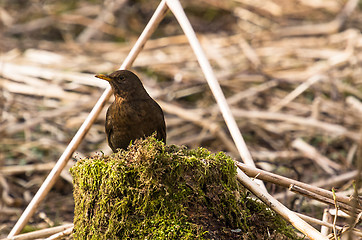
153 101 167 143
105 106 116 152
157 123 166 143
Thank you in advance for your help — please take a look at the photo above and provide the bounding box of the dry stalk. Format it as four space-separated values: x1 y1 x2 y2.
277 0 358 37
346 96 362 114
0 175 15 206
44 226 73 240
5 17 54 35
235 167 328 240
269 75 325 112
235 161 360 211
298 211 362 238
0 101 91 135
321 209 333 236
274 170 359 201
165 0 265 190
210 79 279 112
2 224 73 240
0 63 105 88
0 162 56 175
289 185 355 214
238 36 261 68
234 0 282 17
2 79 84 101
231 109 360 141
291 138 342 174
328 211 362 239
331 188 339 240
159 101 239 155
236 162 361 239
76 0 127 43
250 150 302 162
58 14 126 38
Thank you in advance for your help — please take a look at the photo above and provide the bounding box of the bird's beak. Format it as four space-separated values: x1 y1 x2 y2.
95 74 112 81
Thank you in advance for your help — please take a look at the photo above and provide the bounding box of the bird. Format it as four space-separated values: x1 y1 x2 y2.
95 70 166 152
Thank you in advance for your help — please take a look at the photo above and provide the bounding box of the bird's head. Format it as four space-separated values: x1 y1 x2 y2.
95 70 147 99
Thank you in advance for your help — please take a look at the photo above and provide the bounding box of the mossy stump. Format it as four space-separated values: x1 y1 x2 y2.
70 137 298 239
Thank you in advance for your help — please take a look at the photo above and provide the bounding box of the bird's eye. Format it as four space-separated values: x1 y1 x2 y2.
120 76 125 81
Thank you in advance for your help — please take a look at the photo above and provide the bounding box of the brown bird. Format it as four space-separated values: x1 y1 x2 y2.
95 70 166 152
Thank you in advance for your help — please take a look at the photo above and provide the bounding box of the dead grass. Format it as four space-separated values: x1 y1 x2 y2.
0 0 361 238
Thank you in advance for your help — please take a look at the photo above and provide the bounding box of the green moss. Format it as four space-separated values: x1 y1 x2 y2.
70 136 299 239
21 225 40 234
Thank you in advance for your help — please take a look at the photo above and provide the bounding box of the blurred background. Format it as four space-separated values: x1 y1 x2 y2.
1 0 361 237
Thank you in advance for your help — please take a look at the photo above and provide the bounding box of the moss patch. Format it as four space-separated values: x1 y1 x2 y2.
70 136 299 239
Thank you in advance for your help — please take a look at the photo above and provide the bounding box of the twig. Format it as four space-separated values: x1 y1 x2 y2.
0 175 15 206
0 207 21 216
289 185 355 214
331 188 339 240
5 17 55 34
238 36 261 68
1 63 107 88
321 209 333 236
346 96 362 114
159 101 239 155
234 0 282 16
210 79 279 111
277 0 358 37
3 224 73 240
0 101 91 135
298 211 362 238
291 138 342 174
235 167 328 240
273 170 359 201
58 14 126 38
2 79 84 101
233 7 274 31
298 211 338 231
269 75 325 112
0 162 56 175
347 212 362 235
235 161 360 210
335 79 362 99
231 109 360 142
250 150 302 162
76 0 127 43
165 0 265 190
44 226 73 240
347 128 362 239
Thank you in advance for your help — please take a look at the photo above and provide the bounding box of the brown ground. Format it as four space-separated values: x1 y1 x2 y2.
1 0 361 239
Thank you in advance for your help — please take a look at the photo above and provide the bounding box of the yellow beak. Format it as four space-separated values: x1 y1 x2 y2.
95 74 112 81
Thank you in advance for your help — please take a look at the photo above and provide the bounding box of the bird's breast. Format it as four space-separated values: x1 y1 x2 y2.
110 99 152 124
